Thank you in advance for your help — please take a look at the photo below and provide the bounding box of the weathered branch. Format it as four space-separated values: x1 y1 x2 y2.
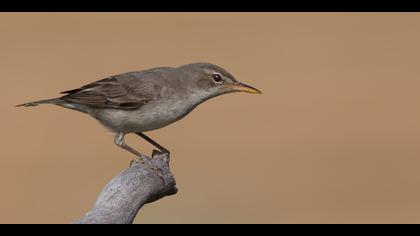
74 151 177 224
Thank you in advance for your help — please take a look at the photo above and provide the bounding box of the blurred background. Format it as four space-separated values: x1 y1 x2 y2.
2 13 420 223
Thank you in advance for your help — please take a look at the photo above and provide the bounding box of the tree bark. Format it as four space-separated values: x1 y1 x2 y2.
74 151 177 224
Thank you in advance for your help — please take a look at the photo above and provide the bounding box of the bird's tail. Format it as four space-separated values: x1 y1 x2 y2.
16 98 59 107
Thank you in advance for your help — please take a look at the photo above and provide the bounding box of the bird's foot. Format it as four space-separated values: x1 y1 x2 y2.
152 149 170 164
130 153 166 185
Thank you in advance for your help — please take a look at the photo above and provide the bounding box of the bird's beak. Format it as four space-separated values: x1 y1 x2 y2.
229 82 262 94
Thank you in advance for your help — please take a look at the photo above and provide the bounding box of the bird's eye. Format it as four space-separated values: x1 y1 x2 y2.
212 73 223 83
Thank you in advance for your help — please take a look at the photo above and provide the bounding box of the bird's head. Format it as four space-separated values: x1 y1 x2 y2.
179 63 262 100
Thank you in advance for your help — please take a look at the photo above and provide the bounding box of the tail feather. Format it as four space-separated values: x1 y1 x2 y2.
16 98 59 107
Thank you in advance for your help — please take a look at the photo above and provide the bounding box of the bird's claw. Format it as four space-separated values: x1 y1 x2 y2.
151 149 170 164
130 153 166 185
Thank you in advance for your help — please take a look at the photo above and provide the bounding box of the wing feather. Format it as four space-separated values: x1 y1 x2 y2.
60 75 161 109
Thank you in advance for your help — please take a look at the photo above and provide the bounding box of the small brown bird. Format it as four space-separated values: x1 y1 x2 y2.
17 63 261 167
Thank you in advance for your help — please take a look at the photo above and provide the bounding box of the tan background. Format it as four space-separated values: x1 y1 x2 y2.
1 13 420 223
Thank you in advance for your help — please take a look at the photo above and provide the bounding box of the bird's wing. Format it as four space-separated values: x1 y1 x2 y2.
60 75 161 109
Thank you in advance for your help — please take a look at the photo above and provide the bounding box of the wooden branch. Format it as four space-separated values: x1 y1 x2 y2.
73 151 177 224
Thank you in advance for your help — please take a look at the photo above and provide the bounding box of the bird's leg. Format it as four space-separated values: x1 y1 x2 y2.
114 133 164 182
136 132 170 155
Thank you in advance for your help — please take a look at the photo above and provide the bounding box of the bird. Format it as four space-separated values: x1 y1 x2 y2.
17 62 261 170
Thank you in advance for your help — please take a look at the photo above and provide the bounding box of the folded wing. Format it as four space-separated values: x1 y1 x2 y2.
60 76 161 109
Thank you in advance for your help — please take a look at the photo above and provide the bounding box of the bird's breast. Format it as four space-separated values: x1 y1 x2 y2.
89 84 211 134
132 98 195 132
91 97 197 133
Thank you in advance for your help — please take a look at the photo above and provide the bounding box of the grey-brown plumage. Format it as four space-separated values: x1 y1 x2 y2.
60 71 164 109
17 63 261 166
